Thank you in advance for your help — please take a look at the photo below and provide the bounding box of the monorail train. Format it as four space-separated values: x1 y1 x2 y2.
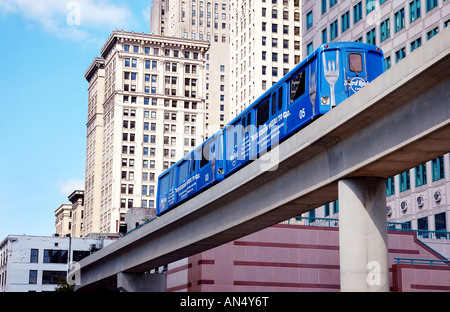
156 42 385 216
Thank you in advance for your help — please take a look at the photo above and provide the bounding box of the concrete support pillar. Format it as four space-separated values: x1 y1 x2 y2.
117 272 167 292
338 177 389 292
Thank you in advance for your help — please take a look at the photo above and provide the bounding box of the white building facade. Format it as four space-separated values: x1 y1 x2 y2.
230 0 302 118
0 235 116 292
299 0 450 235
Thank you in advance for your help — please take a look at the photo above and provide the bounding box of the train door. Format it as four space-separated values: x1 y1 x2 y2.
346 51 367 97
225 120 244 174
256 97 270 156
198 141 213 190
286 67 314 133
269 87 286 143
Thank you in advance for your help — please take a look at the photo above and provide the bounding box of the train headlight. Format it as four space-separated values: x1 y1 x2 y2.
321 97 330 105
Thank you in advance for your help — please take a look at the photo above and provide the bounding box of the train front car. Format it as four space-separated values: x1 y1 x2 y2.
316 42 385 113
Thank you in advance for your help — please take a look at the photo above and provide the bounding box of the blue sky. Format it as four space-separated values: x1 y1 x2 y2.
0 0 152 239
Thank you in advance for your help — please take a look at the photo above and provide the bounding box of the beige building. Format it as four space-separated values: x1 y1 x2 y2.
150 0 231 139
54 190 84 237
83 30 210 235
230 0 302 118
68 190 84 238
54 204 72 237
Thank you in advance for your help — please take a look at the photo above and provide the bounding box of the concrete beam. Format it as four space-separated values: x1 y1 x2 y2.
76 27 450 291
117 272 166 292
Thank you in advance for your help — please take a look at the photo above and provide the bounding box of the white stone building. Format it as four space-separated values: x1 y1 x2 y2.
0 235 116 292
299 0 450 234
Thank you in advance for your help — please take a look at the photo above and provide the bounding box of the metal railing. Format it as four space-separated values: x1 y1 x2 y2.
284 218 449 240
394 257 450 266
387 222 450 240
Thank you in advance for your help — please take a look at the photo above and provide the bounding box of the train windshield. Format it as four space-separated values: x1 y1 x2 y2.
349 53 363 73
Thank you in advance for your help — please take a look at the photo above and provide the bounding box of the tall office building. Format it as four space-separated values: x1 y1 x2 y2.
230 0 302 117
300 0 450 234
150 0 231 139
84 30 209 235
302 0 449 68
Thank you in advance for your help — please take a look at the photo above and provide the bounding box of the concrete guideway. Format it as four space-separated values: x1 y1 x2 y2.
76 27 450 292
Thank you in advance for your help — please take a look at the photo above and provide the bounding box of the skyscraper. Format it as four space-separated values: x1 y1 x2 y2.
230 0 302 117
84 31 209 235
300 0 450 233
150 0 231 139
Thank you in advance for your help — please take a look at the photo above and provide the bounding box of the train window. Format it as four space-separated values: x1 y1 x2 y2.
241 116 246 136
271 92 277 115
349 53 363 73
257 97 270 127
278 86 283 110
160 174 169 193
191 153 196 173
246 113 252 133
290 71 306 103
201 143 210 168
178 160 189 183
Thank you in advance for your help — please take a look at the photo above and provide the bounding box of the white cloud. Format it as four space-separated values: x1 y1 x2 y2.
57 179 85 196
0 0 134 40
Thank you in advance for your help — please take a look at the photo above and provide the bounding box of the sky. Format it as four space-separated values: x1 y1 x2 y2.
0 0 153 239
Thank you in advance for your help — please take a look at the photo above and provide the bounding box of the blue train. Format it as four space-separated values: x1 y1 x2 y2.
156 42 385 216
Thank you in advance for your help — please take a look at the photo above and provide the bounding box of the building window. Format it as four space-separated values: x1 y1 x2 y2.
395 47 406 63
366 0 376 14
410 37 422 52
394 8 405 33
410 0 421 23
322 28 328 43
415 163 427 187
366 28 376 45
426 0 438 12
380 18 390 42
330 20 338 41
341 11 350 33
353 2 362 24
432 156 445 181
386 55 394 70
30 249 39 263
332 200 339 214
306 11 313 29
426 27 439 40
43 250 68 264
399 170 410 192
435 212 447 235
307 42 314 55
42 271 66 285
29 270 38 284
321 0 327 14
386 177 395 196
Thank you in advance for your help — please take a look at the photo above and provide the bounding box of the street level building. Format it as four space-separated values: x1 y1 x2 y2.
0 235 116 292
